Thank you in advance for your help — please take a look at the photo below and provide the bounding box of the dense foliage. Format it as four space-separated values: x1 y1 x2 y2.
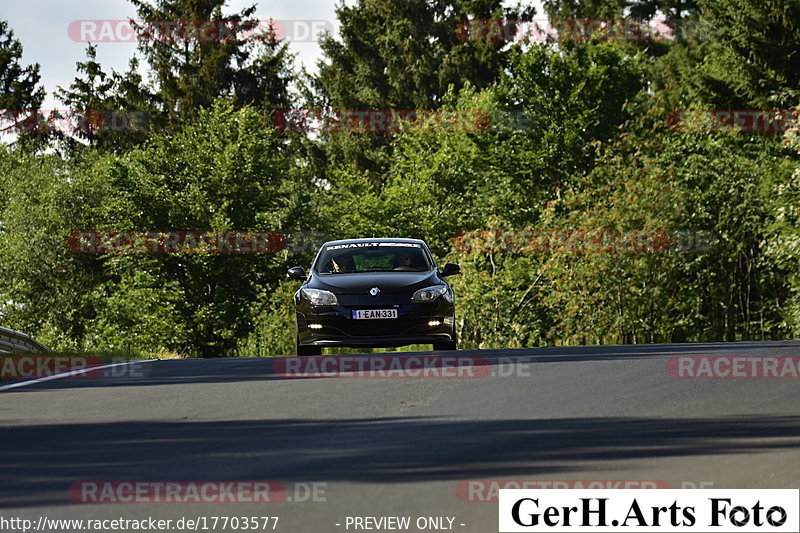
0 0 798 355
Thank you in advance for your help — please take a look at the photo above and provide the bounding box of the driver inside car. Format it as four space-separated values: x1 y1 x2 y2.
331 254 356 273
393 252 416 270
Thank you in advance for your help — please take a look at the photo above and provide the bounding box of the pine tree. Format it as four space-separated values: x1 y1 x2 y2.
318 0 517 111
0 20 44 112
313 0 529 184
0 20 46 148
543 0 698 20
129 0 295 129
57 47 155 152
232 22 295 110
698 0 800 109
56 45 115 148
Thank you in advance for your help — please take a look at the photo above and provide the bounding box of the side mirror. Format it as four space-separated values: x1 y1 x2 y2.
286 266 307 280
440 262 461 277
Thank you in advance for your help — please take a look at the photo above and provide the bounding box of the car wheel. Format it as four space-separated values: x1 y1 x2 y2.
433 340 457 351
296 342 322 356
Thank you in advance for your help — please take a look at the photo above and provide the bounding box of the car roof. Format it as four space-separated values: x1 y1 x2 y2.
321 238 428 247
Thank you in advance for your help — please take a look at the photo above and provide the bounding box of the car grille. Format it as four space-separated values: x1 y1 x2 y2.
330 316 423 337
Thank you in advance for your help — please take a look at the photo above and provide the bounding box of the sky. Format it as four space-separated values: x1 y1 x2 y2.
5 0 543 109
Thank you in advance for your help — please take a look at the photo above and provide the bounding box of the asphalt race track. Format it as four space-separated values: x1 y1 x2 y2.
2 341 799 532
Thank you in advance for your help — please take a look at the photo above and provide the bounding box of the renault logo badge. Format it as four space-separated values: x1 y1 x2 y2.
369 287 380 296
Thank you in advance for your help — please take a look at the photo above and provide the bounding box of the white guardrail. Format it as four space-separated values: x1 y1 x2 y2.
0 326 49 354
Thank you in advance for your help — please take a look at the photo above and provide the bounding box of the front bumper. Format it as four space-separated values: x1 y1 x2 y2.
296 300 456 348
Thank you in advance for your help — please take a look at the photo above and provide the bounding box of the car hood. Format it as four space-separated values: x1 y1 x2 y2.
308 270 440 294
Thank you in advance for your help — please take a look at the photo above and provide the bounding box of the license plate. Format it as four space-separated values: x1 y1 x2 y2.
352 309 398 320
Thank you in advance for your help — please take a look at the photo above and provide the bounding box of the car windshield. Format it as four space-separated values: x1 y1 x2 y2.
315 243 432 274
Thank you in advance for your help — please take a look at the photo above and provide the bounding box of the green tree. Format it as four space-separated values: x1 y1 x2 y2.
313 0 530 183
763 118 800 336
56 45 116 149
129 0 295 129
697 0 800 109
543 0 698 21
57 48 156 154
0 20 44 112
85 102 307 355
1 103 313 355
540 128 793 345
0 148 106 347
645 0 800 111
498 41 648 200
0 20 46 150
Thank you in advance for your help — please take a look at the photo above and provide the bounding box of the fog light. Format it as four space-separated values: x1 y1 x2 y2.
308 323 323 330
428 320 442 327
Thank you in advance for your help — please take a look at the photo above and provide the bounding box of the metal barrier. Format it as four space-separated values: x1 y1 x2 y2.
0 326 49 354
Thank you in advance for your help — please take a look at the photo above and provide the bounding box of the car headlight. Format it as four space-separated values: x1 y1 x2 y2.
300 288 338 306
412 285 450 302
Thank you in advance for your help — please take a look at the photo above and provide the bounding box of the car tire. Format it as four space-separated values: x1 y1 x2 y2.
433 340 457 351
296 341 322 356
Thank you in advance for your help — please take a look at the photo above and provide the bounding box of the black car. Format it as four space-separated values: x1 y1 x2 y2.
287 238 460 355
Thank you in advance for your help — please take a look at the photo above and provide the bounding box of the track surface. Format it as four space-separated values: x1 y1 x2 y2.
2 341 800 532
